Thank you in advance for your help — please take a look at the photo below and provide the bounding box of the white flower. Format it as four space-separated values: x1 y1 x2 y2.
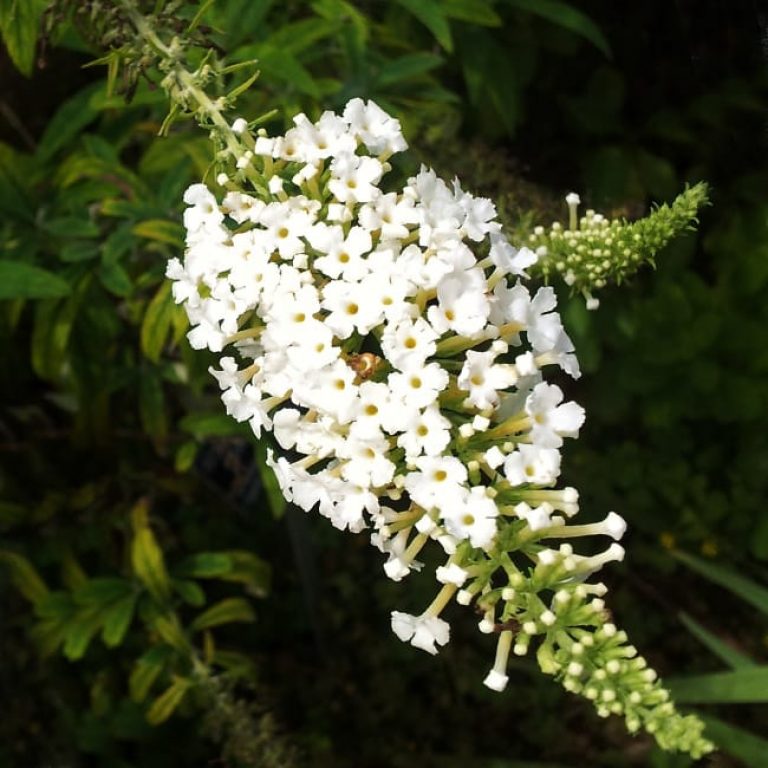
391 611 450 655
441 486 498 549
458 350 518 410
525 382 585 448
380 316 438 371
504 445 562 486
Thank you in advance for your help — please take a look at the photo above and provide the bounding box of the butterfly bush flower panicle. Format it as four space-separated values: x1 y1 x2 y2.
167 98 713 759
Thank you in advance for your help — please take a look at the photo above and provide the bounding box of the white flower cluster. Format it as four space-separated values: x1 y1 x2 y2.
166 98 713 757
168 95 622 664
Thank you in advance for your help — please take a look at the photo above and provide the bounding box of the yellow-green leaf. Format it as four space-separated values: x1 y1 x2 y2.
0 550 49 604
190 597 256 632
141 282 174 363
129 645 173 702
130 501 171 602
145 676 191 725
152 613 191 653
132 219 185 247
101 593 138 647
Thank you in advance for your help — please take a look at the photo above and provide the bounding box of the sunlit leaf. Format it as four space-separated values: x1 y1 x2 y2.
190 597 256 632
145 676 191 725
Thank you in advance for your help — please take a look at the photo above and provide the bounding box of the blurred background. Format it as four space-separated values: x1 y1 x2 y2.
1 1 767 766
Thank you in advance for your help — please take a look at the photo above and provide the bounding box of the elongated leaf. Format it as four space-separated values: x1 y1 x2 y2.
74 577 133 606
62 610 103 660
129 645 173 702
130 501 171 602
258 48 320 97
442 0 502 26
145 676 191 725
0 0 46 76
174 440 197 473
395 0 453 51
34 591 74 620
151 613 191 653
674 550 768 617
36 81 103 161
101 593 138 647
139 371 168 453
256 440 286 519
699 715 768 767
141 283 174 363
376 53 443 86
506 0 611 57
132 219 185 248
190 597 255 632
0 550 48 603
0 260 71 299
176 553 233 579
667 666 768 703
172 579 206 607
679 612 756 670
217 550 271 597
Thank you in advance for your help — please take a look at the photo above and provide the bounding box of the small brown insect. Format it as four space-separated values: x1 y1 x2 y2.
347 352 381 381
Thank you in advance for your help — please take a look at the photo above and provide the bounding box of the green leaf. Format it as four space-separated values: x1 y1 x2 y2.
679 612 756 670
505 0 611 57
145 677 191 725
258 48 320 97
395 0 453 51
101 593 138 647
129 645 174 702
173 579 206 607
256 441 286 519
442 0 502 26
0 550 49 603
179 412 248 439
60 242 100 263
176 553 233 579
667 666 768 703
131 219 185 248
217 550 271 598
62 610 103 660
174 440 198 473
151 613 191 654
99 257 133 297
44 217 101 239
34 591 74 620
674 550 768 617
130 501 171 602
141 283 174 363
74 578 133 606
0 260 71 299
0 0 46 76
190 597 256 632
376 53 443 86
699 715 768 767
36 81 104 161
139 371 168 452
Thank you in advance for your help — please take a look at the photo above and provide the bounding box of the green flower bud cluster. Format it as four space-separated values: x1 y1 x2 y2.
530 183 710 303
448 522 712 758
